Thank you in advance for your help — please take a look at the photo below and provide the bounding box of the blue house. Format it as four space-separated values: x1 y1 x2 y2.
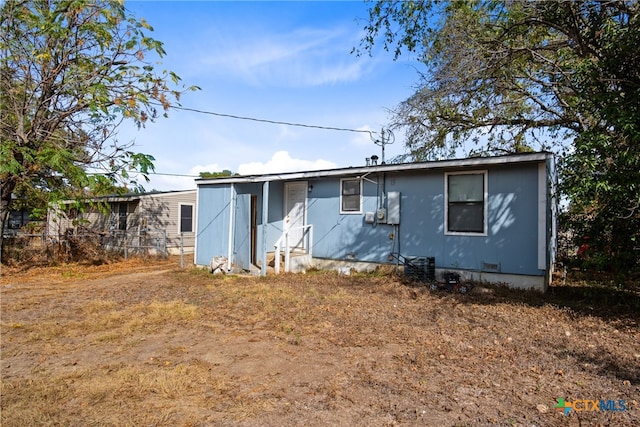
194 152 557 291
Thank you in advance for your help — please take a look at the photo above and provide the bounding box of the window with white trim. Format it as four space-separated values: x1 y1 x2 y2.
445 171 487 234
340 178 362 214
179 203 194 233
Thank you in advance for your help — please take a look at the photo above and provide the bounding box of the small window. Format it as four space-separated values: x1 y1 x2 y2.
340 178 362 213
446 172 487 234
179 204 193 233
117 203 127 231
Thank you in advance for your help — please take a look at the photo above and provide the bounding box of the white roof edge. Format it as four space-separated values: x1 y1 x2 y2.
196 152 552 186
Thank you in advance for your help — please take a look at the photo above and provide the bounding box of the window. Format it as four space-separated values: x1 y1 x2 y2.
445 171 487 234
117 203 127 231
179 204 194 233
340 178 362 213
108 202 128 232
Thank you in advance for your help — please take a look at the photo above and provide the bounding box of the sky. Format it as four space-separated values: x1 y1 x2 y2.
120 0 422 191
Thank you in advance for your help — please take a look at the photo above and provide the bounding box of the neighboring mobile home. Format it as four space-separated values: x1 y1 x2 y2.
2 194 40 235
195 152 557 291
48 190 197 255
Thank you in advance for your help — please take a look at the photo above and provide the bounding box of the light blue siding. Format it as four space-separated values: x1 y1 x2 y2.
306 164 542 276
261 181 284 254
308 177 391 262
195 184 232 265
484 165 539 275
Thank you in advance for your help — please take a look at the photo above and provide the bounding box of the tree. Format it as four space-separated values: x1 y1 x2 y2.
0 0 199 248
199 170 238 179
357 0 640 278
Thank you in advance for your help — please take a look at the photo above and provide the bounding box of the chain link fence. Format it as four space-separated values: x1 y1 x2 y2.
98 230 168 258
1 229 175 266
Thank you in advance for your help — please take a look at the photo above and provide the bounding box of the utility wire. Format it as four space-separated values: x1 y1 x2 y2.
164 104 376 137
135 103 380 178
147 171 199 177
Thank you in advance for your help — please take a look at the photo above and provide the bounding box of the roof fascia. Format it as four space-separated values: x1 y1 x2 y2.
196 152 552 186
55 189 197 205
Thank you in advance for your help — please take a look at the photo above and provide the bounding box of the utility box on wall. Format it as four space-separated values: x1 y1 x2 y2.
364 211 375 224
387 191 400 224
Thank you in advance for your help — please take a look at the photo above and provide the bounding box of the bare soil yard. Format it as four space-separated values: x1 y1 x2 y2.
1 258 639 426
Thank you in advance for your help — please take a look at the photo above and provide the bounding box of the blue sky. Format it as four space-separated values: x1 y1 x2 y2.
121 1 421 190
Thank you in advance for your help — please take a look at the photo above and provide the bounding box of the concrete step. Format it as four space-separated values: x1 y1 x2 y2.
266 251 313 273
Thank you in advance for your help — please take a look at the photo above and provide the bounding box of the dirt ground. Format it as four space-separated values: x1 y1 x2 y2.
1 258 639 426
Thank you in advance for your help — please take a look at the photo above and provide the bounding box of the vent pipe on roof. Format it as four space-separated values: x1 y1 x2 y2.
366 158 371 167
371 155 379 166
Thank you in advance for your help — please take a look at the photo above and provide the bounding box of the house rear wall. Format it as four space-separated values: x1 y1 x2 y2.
195 160 549 282
305 162 542 277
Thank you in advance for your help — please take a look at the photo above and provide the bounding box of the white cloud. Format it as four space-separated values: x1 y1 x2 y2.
200 26 366 87
145 174 196 192
238 151 336 175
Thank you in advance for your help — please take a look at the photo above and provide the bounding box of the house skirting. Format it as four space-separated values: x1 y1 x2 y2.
197 255 548 292
311 258 548 292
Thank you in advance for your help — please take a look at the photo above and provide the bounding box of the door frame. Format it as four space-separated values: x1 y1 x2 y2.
283 181 308 251
251 195 257 264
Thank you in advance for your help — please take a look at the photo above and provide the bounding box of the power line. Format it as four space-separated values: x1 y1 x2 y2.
133 104 380 179
148 171 199 178
87 171 199 178
164 104 376 137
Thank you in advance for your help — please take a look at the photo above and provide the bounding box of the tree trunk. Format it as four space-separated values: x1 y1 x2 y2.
0 177 16 263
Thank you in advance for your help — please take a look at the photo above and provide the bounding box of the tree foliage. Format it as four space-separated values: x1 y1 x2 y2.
357 0 639 277
199 170 238 179
0 0 199 242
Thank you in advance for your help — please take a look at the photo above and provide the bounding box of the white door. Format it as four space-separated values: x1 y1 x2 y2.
234 194 251 271
284 181 307 250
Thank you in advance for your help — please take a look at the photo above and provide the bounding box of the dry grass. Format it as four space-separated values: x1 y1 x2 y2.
0 363 234 426
1 260 639 426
